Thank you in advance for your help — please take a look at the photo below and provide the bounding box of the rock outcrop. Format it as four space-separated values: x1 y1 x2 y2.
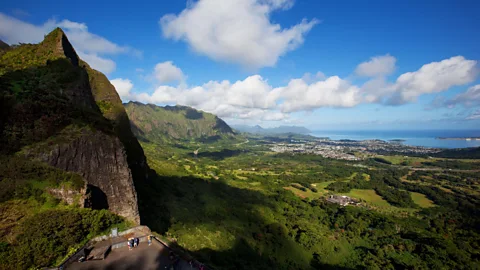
30 129 140 224
0 28 148 224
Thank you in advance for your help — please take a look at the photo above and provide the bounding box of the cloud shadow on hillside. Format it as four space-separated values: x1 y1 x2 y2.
137 171 352 270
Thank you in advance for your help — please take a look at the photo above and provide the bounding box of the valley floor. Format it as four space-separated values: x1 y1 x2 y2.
135 135 480 269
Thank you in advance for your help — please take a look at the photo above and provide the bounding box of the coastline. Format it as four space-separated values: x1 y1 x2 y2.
436 137 480 141
310 130 480 149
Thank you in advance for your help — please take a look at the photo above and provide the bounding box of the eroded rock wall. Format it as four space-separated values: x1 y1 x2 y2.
30 129 140 224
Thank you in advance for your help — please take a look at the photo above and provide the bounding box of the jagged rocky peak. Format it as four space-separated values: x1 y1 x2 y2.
0 28 149 224
41 27 80 66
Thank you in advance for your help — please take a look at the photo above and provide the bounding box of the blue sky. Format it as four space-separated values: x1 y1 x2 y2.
1 0 479 130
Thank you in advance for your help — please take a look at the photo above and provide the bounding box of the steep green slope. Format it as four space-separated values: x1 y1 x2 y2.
125 101 235 143
0 28 146 268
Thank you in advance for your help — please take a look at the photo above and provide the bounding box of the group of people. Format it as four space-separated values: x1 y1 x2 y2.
127 237 140 250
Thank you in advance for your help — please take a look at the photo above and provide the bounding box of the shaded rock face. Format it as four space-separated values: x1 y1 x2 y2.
31 129 140 224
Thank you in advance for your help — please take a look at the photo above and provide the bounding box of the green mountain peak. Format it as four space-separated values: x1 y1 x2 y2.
125 101 235 143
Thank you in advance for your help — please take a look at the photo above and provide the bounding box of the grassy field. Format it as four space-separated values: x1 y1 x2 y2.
410 192 435 208
284 181 334 199
380 155 434 166
340 189 390 207
284 186 322 199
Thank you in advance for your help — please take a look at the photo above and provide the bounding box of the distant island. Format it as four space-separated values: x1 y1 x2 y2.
436 137 480 141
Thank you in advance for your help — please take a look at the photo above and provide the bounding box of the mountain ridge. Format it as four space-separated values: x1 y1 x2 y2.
125 101 235 143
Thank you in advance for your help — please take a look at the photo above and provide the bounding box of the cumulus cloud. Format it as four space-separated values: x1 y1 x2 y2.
276 76 361 112
386 56 478 104
160 0 318 68
132 75 284 121
116 55 478 123
110 78 134 100
77 51 116 74
445 84 480 108
301 71 326 83
154 61 185 83
0 13 140 74
355 54 397 77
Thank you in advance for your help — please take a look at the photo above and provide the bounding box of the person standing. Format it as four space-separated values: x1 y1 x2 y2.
128 238 133 250
148 235 152 246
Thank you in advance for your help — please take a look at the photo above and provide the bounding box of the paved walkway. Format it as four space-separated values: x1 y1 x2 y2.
68 241 195 270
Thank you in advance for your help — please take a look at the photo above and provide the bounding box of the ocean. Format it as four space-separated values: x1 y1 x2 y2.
310 130 480 149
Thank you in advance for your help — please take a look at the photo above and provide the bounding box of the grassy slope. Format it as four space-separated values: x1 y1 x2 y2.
125 101 235 144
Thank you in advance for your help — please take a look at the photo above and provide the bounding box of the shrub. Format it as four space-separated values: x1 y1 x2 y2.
1 208 122 269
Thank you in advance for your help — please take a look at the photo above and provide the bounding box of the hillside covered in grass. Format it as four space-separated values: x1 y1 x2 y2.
0 28 145 268
125 101 235 144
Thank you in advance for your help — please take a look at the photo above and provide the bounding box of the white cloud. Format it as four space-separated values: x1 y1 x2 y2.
154 61 185 83
126 55 478 122
77 51 116 74
355 54 396 77
275 76 361 112
110 78 134 100
445 84 480 108
0 13 140 74
160 0 318 69
261 0 295 10
301 71 326 83
130 75 287 121
387 56 478 104
0 13 52 44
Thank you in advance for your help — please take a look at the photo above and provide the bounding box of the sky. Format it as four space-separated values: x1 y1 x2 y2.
1 0 480 130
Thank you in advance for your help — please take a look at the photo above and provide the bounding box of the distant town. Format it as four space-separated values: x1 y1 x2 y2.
436 137 480 141
270 138 440 160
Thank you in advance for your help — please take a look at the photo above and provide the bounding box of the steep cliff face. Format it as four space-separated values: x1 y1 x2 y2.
25 128 140 224
0 28 147 224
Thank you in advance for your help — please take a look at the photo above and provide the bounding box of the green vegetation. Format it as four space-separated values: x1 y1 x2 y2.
410 192 435 208
0 208 123 269
136 131 480 269
0 155 84 203
380 155 433 166
0 28 141 269
0 155 126 269
2 27 480 269
434 146 480 159
372 157 393 164
124 101 236 144
422 159 480 170
341 189 390 206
